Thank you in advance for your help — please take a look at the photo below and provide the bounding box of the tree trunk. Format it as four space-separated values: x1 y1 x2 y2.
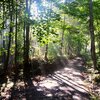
23 0 31 78
61 15 65 55
15 0 18 66
77 40 81 56
96 21 100 56
2 0 6 64
14 0 18 80
4 0 13 74
89 0 97 69
98 43 100 57
45 44 48 61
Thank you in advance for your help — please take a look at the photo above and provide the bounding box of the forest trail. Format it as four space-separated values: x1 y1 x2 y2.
35 57 91 100
0 57 93 100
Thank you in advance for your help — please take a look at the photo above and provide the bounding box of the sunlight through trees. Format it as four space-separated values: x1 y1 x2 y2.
0 0 100 99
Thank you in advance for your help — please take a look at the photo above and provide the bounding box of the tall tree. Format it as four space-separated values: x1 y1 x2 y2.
15 0 18 65
14 0 18 80
4 0 13 74
89 0 97 69
61 14 65 54
23 0 31 78
2 0 6 64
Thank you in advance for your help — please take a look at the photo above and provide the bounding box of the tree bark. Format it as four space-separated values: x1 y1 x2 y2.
23 0 31 78
61 14 65 55
4 0 13 73
15 0 18 66
89 0 97 69
45 44 48 61
14 0 18 80
2 0 6 64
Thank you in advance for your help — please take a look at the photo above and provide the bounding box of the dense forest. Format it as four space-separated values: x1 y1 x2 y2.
0 0 100 100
